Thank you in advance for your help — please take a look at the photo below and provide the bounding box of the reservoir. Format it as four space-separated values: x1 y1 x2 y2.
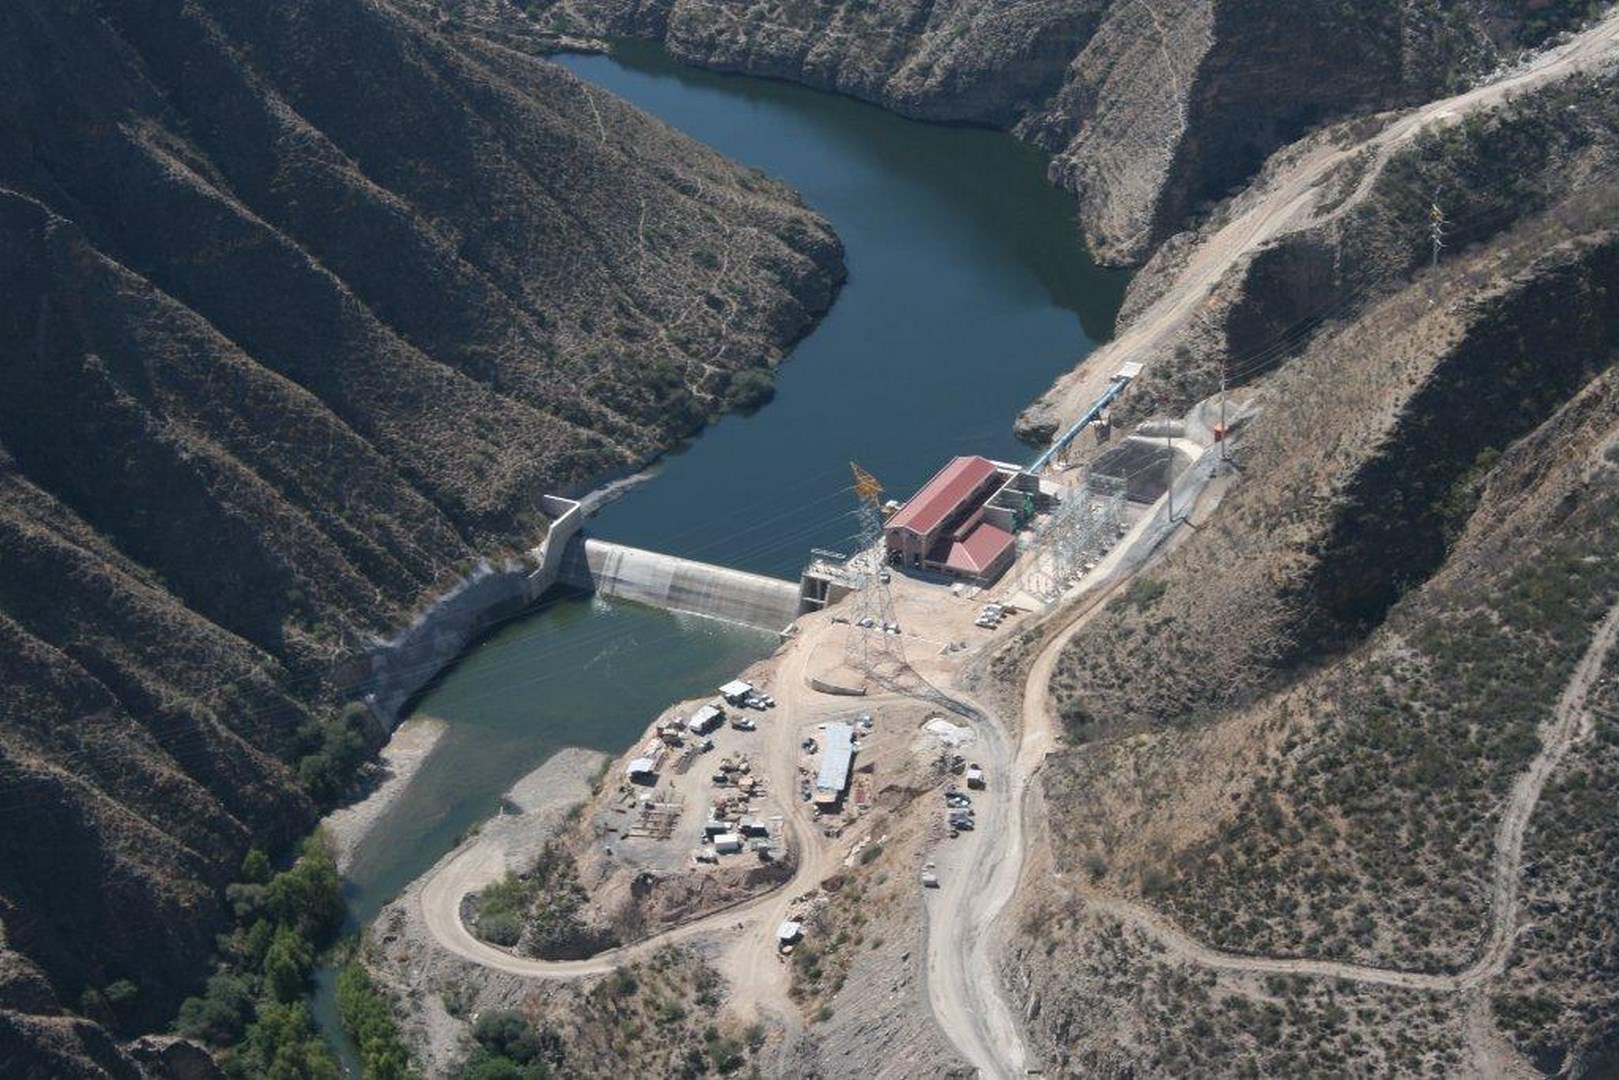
579 42 1127 576
315 39 1125 1064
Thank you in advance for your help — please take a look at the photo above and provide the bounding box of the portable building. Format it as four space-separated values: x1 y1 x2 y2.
719 680 755 704
688 704 725 735
813 723 856 805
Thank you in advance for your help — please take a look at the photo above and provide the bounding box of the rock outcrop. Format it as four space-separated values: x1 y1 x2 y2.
524 0 1582 264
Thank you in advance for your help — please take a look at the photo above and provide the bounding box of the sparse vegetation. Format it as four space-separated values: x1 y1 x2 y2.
466 844 620 960
446 948 765 1078
1014 907 1468 1074
1491 648 1619 1069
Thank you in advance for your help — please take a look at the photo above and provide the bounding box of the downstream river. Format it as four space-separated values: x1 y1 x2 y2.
314 40 1124 1064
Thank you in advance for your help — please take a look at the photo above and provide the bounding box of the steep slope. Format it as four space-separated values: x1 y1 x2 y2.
1003 63 1619 1076
0 0 840 1059
522 0 1598 263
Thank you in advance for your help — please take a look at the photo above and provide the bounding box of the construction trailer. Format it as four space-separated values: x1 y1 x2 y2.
687 703 725 735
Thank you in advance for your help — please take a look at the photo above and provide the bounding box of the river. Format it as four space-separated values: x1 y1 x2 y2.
313 39 1125 1067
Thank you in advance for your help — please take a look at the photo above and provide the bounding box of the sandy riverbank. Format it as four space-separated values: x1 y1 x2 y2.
323 714 448 874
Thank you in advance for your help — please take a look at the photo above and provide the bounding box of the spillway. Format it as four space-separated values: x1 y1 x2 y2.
558 537 804 633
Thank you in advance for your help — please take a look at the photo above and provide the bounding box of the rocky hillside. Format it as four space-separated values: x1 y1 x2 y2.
0 0 839 1067
1007 64 1619 1076
521 0 1601 264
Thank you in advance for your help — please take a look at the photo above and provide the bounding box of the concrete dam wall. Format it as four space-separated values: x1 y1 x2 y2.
353 492 799 727
559 538 803 633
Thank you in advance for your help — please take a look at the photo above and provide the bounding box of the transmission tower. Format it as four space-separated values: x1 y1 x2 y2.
845 462 904 673
1428 196 1446 300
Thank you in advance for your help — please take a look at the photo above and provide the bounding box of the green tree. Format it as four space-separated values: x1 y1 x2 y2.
336 965 414 1080
176 972 254 1045
240 847 272 885
262 926 314 1004
239 1001 339 1080
263 837 345 939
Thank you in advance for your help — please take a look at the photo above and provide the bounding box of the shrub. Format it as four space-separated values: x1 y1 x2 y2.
477 911 522 947
722 367 776 413
177 973 254 1045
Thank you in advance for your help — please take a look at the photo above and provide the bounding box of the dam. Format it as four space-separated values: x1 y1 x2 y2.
557 537 804 633
316 40 1126 1070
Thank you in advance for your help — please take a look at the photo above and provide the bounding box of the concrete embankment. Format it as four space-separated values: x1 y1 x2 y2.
360 495 585 726
558 538 803 633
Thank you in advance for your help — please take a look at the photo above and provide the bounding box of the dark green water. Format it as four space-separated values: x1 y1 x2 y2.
314 42 1125 1068
572 42 1128 575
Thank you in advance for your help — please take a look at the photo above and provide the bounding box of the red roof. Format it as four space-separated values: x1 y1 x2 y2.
886 457 1000 537
945 522 1015 576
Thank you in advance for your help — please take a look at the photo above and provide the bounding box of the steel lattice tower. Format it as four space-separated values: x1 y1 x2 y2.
845 462 904 673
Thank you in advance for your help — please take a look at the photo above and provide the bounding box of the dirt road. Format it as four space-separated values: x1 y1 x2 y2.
920 451 1229 1078
942 453 1618 1069
417 622 835 992
1066 595 1619 993
1030 11 1619 433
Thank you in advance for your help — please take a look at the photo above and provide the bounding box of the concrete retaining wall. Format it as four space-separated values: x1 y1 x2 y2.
559 538 802 633
360 495 588 728
360 562 538 726
356 493 799 726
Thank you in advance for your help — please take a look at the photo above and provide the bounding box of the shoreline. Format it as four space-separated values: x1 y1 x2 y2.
323 714 448 875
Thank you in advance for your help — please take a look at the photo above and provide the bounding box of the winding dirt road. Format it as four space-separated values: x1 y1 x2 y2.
1026 595 1619 995
409 14 1619 1073
1031 11 1619 433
